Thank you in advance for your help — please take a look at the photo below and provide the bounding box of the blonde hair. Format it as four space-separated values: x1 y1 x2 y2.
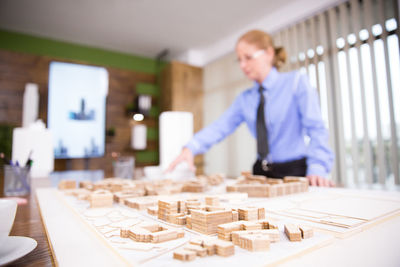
237 30 287 69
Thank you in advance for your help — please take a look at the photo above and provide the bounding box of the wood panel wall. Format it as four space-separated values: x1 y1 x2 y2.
160 61 204 174
0 49 156 176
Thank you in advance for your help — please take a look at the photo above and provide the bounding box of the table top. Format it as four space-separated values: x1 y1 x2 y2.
2 175 400 267
3 178 54 267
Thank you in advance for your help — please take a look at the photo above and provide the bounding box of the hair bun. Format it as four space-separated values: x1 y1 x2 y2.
274 47 287 69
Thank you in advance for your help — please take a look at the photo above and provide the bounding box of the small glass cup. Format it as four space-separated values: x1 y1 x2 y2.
3 165 31 196
113 157 135 179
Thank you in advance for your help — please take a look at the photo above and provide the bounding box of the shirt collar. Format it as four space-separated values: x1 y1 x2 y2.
253 67 279 92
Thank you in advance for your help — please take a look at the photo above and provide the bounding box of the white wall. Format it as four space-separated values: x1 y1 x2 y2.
202 52 255 177
181 0 342 66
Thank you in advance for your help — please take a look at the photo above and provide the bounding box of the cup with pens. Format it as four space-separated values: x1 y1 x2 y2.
1 152 32 196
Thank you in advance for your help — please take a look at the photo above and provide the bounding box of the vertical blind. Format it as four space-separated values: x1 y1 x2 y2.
273 0 400 186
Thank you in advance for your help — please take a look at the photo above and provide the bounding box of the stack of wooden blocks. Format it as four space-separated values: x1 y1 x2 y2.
181 180 208 192
62 188 91 200
299 225 314 239
58 179 76 190
238 207 265 221
205 196 220 206
88 190 114 208
79 181 93 190
232 229 280 250
173 249 196 261
238 234 270 251
113 189 145 204
226 175 309 197
147 206 158 216
173 237 235 261
158 199 187 225
185 199 202 212
197 173 225 186
120 222 184 243
218 219 277 241
191 209 234 235
284 224 313 241
124 196 159 210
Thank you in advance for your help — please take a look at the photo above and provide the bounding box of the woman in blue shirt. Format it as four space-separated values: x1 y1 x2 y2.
167 30 334 187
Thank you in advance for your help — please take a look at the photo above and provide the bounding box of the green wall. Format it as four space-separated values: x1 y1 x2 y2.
0 29 157 74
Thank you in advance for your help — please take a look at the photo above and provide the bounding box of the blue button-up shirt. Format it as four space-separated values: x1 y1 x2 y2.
186 67 334 178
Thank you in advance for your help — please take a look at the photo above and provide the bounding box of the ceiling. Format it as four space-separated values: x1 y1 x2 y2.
0 0 338 65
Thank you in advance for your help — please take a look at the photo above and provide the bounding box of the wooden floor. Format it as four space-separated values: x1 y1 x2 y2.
1 176 54 267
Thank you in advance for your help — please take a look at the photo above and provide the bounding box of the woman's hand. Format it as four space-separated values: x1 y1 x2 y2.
306 175 335 187
165 147 196 173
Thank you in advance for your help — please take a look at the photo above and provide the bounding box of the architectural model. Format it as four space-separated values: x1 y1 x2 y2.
227 174 309 197
58 174 226 209
51 174 342 266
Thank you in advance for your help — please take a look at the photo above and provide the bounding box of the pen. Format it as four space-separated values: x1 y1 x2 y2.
25 150 33 170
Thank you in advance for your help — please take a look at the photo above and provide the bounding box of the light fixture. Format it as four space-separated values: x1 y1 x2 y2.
133 113 144 121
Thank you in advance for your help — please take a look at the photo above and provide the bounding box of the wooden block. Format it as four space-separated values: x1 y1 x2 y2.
283 183 293 195
217 222 242 241
267 221 279 230
261 229 280 242
268 185 277 197
58 179 76 190
284 224 302 242
184 244 207 257
63 188 91 200
241 221 262 230
232 210 239 221
147 206 158 216
231 229 280 245
238 207 259 221
125 223 184 243
258 207 265 220
124 197 158 210
202 240 217 255
186 215 192 229
300 179 309 192
89 190 113 208
189 238 204 247
257 220 270 229
191 209 233 235
120 228 129 238
299 225 314 239
241 171 252 177
173 249 196 261
151 229 184 243
283 176 302 182
205 206 225 211
79 181 93 190
205 196 220 206
114 190 144 204
214 239 235 257
290 182 300 194
274 184 285 196
226 185 238 192
175 215 187 225
266 178 283 184
239 234 270 251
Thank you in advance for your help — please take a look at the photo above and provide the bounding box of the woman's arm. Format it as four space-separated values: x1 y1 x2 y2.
295 74 335 186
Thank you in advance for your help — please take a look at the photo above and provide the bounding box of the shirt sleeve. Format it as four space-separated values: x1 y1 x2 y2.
295 73 335 178
185 94 245 155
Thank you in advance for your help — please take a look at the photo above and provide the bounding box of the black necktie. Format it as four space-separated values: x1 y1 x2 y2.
256 86 269 170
